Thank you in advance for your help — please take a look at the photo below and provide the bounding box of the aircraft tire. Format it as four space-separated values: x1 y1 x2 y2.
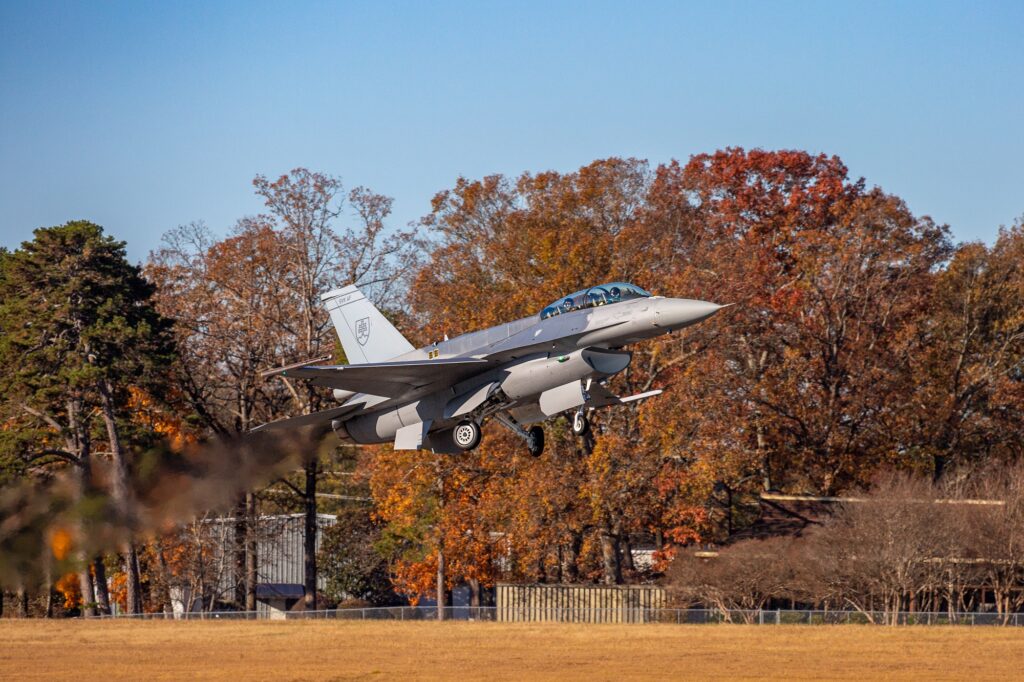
453 420 482 451
571 411 589 436
526 426 545 457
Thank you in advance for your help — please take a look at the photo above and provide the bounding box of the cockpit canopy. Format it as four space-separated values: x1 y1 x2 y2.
540 282 651 320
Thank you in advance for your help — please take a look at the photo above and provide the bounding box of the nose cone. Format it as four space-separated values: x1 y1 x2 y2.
654 298 724 330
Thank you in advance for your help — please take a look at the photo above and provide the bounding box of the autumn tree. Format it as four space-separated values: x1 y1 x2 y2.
967 460 1024 621
378 149 957 597
317 507 397 606
901 221 1024 478
149 221 296 608
385 159 711 588
668 537 797 622
642 149 951 498
149 168 419 609
251 168 421 609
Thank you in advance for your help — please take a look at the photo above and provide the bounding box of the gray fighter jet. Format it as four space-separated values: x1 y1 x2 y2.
259 282 724 457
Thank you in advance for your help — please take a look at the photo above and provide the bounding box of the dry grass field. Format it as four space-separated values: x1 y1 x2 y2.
1 620 1022 681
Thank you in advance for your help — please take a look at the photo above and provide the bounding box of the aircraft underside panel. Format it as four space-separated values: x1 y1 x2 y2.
444 381 498 419
334 346 635 444
538 381 586 416
394 420 432 449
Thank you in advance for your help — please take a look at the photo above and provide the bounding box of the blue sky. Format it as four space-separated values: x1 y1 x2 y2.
1 1 1021 262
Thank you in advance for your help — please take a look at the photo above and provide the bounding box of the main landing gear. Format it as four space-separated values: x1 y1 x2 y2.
526 426 544 458
453 420 482 451
493 413 546 458
451 410 584 457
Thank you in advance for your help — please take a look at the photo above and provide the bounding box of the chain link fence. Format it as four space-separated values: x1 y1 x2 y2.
89 606 1024 625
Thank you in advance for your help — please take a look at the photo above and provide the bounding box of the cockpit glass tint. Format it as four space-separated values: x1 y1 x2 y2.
540 282 651 319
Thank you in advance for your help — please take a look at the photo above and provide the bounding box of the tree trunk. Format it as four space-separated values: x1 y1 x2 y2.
98 380 142 613
302 458 318 610
98 381 130 513
233 496 247 608
153 544 174 615
245 493 257 611
78 561 97 618
93 557 111 615
44 571 53 618
16 586 28 617
435 466 446 621
562 531 582 583
726 487 735 538
436 544 446 621
469 578 481 609
73 400 98 617
620 533 636 575
599 525 623 585
756 421 772 491
123 544 143 614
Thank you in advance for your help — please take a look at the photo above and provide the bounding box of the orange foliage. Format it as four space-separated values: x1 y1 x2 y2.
49 527 73 561
108 571 128 612
128 386 196 450
373 150 960 594
54 572 82 609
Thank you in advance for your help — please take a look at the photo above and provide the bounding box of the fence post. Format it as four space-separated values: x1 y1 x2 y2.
775 610 781 625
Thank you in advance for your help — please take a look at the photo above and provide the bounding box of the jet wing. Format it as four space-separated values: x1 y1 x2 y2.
280 357 490 398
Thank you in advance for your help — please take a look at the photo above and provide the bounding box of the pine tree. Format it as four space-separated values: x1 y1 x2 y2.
0 221 175 614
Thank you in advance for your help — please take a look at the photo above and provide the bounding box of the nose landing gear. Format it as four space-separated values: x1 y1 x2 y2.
571 410 590 437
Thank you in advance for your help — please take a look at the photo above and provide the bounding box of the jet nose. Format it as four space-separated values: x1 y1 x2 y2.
654 298 725 330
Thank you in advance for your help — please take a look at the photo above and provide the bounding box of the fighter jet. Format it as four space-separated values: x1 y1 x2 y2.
258 282 724 457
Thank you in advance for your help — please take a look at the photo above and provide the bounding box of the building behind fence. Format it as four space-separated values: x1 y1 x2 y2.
160 514 336 617
496 583 666 623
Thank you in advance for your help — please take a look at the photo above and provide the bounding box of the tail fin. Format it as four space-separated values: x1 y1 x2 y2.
321 285 415 364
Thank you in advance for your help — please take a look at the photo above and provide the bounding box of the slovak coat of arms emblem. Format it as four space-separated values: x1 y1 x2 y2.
355 317 371 346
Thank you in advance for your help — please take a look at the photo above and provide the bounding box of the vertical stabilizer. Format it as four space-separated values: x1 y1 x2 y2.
321 285 415 364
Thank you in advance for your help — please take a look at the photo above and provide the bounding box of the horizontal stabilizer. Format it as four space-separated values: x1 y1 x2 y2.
251 404 360 432
281 357 489 398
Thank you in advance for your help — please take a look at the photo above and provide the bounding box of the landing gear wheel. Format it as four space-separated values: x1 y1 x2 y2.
571 411 589 436
526 425 545 458
453 420 481 451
